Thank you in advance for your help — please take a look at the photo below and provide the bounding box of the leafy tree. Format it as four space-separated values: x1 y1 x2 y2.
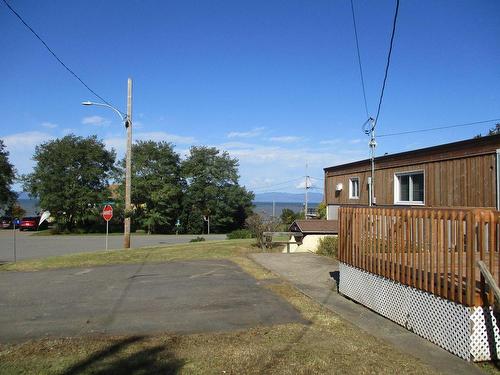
488 123 500 136
317 202 327 219
280 207 306 226
474 123 500 138
0 140 17 210
114 141 184 233
23 135 115 230
181 146 254 234
5 202 26 219
280 208 299 226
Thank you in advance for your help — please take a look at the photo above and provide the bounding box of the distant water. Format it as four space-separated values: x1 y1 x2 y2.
14 198 316 219
252 201 318 218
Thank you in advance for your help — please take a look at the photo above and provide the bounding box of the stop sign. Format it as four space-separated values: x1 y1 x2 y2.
102 204 113 221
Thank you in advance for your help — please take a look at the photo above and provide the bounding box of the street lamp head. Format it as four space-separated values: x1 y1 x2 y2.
81 101 93 106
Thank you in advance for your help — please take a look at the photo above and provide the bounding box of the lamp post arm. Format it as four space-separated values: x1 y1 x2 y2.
88 102 127 122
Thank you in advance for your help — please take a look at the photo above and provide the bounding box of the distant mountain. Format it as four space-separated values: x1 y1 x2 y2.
253 192 323 203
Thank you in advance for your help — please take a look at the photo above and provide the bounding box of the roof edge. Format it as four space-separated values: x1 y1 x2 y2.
324 134 500 172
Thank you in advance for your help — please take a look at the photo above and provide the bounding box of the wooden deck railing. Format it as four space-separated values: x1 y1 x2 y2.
338 206 500 307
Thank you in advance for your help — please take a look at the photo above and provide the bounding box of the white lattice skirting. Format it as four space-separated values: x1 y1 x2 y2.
339 262 500 361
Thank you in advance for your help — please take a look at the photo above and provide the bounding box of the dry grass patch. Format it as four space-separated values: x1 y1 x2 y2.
0 239 261 272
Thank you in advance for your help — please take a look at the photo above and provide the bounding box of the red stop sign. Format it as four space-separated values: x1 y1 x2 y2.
102 204 113 221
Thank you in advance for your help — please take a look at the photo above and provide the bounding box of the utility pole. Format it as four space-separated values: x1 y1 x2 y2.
365 117 377 206
304 163 309 219
124 78 133 248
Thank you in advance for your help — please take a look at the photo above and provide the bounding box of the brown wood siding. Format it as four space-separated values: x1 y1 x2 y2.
325 134 500 175
325 153 497 208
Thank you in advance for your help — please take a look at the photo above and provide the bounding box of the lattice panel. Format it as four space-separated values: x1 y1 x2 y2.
470 307 500 361
339 263 472 361
339 263 408 326
405 288 470 360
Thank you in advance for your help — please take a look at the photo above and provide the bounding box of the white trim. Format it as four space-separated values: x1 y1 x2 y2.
394 170 425 205
349 177 360 199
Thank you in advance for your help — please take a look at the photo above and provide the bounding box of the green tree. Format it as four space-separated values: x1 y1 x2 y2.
22 135 115 230
114 141 184 233
488 123 500 136
280 208 300 226
5 202 26 219
0 140 17 210
181 146 254 234
317 202 327 219
474 123 500 138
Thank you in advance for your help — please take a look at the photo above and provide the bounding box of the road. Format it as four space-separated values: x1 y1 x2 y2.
0 230 226 261
0 260 305 342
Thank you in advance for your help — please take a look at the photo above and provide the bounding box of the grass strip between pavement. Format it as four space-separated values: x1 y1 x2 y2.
0 239 256 272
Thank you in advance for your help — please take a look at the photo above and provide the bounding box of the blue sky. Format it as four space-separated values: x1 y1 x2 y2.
1 0 499 194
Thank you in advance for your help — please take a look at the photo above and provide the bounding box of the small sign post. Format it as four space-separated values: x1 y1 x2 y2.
102 205 113 250
12 218 19 262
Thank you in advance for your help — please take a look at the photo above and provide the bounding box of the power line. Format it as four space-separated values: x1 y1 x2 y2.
378 118 500 138
248 177 303 191
374 0 400 125
2 0 116 109
350 0 369 118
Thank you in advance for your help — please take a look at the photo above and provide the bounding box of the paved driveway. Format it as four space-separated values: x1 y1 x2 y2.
0 259 305 343
0 230 226 261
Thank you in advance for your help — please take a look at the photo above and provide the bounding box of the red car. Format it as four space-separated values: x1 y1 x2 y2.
19 217 41 231
1 216 12 229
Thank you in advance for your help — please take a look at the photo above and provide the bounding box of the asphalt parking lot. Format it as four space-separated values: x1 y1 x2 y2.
0 230 226 261
0 259 305 343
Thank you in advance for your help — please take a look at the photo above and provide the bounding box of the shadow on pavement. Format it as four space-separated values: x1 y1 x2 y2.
60 336 184 375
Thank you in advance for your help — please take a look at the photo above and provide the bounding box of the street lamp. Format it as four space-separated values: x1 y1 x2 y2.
82 78 133 249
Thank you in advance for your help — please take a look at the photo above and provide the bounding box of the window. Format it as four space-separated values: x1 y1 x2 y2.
349 177 360 199
394 171 424 204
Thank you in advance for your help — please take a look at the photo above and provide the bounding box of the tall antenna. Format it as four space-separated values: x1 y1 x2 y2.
362 117 376 206
305 163 310 219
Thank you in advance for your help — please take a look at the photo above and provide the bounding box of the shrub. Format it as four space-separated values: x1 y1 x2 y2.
49 227 61 235
316 202 327 219
245 214 281 248
226 229 254 239
190 236 205 243
316 236 338 258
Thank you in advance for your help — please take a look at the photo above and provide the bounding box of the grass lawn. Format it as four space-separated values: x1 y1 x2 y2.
0 239 440 374
0 239 254 272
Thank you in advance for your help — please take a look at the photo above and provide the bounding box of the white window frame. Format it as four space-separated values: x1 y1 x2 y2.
349 177 360 199
394 170 425 205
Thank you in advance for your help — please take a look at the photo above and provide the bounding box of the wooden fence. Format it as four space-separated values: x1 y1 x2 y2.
338 206 500 307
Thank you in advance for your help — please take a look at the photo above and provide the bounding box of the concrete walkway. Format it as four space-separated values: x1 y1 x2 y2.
250 253 484 375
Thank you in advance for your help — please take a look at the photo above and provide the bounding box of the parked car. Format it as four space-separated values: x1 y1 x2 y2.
1 216 12 229
19 216 47 231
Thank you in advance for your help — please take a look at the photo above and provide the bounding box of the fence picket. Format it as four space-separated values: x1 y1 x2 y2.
338 206 499 307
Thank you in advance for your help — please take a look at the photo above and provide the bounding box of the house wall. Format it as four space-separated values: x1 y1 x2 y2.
283 234 336 253
325 153 497 208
